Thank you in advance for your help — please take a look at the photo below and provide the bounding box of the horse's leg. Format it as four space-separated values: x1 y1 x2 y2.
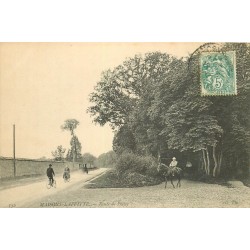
178 176 181 188
165 176 167 189
170 176 175 188
176 176 179 188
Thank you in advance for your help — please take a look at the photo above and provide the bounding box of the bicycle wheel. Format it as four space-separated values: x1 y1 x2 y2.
46 181 51 189
53 180 57 188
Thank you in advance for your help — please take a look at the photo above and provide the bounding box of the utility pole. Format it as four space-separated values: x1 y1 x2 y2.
13 124 16 177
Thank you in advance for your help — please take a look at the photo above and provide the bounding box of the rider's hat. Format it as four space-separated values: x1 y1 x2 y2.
172 157 176 160
49 164 52 166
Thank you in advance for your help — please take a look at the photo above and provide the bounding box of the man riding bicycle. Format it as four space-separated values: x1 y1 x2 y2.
47 164 55 185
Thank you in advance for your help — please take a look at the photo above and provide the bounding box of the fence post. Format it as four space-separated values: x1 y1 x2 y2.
13 124 16 177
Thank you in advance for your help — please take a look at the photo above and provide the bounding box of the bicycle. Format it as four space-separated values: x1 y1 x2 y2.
46 178 57 189
63 173 70 183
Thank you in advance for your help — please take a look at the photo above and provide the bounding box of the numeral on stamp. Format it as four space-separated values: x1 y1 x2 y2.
200 51 237 96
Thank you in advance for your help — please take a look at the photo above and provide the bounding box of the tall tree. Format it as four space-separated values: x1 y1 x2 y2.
187 43 250 177
65 136 82 161
88 52 187 159
88 52 180 129
61 119 80 164
129 57 188 158
51 145 66 161
88 44 250 178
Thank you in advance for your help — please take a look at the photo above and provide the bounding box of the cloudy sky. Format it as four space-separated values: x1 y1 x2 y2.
0 43 203 159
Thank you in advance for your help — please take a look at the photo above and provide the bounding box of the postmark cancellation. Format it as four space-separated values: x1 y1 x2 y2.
200 51 237 96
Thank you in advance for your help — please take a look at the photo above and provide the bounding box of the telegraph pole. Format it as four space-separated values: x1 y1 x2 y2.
13 124 16 177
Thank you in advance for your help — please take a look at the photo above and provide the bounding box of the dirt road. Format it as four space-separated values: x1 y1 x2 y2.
1 168 250 208
0 168 107 208
28 178 250 208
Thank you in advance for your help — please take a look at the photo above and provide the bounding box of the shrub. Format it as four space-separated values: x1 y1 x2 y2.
122 172 161 187
86 169 162 188
116 152 139 175
144 156 159 177
116 152 158 176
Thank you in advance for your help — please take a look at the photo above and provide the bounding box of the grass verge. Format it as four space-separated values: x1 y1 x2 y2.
85 169 162 188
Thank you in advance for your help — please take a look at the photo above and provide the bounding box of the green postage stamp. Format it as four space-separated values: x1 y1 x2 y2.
200 51 237 96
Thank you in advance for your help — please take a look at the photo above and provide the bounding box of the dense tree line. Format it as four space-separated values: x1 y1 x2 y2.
94 151 117 168
88 43 250 178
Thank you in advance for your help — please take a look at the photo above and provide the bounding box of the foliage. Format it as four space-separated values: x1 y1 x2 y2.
112 125 136 154
89 43 250 179
66 136 82 161
88 52 182 129
85 169 161 189
51 145 66 161
61 119 82 162
121 172 161 187
129 57 189 156
95 151 117 168
61 119 80 135
187 43 250 176
82 153 96 165
115 152 158 176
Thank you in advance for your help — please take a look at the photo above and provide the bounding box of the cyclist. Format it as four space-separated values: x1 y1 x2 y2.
47 164 55 185
63 166 70 180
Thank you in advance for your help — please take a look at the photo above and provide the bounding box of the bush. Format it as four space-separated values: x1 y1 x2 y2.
109 152 162 187
116 152 139 174
122 172 161 187
116 152 158 176
85 169 162 188
144 157 159 177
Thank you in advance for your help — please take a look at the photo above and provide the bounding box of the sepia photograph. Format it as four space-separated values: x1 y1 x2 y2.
1 2 250 250
0 42 249 208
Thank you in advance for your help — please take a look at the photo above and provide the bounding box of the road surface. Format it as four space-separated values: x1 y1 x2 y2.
0 168 107 208
28 178 250 208
1 168 249 208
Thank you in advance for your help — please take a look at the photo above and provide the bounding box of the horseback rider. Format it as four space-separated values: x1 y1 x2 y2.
169 157 178 176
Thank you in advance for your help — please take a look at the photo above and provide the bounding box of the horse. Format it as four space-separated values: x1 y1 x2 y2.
158 163 183 188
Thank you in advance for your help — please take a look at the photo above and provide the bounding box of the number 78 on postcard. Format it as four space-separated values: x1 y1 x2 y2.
200 51 237 96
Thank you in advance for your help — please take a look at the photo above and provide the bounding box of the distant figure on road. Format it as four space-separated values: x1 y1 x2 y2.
47 164 55 185
84 164 88 174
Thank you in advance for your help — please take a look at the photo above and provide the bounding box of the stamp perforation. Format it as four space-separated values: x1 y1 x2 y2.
200 51 237 96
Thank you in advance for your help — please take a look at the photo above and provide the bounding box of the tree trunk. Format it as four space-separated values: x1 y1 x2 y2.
206 148 210 175
157 149 161 164
236 156 239 169
72 129 77 167
218 151 223 176
73 137 77 158
202 149 208 175
212 145 218 177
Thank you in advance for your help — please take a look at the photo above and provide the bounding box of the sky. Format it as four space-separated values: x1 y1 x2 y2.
0 42 203 159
